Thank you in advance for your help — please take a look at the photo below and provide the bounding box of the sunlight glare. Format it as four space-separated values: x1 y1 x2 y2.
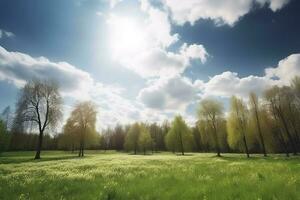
108 16 147 60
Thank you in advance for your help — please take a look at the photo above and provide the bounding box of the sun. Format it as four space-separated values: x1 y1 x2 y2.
107 16 147 59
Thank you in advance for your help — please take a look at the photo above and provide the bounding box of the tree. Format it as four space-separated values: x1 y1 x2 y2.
59 118 80 152
282 85 300 152
291 76 300 105
0 120 10 153
161 120 170 151
1 106 12 130
149 123 160 152
249 92 267 156
101 128 113 152
124 123 140 154
15 80 62 159
265 86 298 155
198 99 224 156
65 101 97 157
165 115 193 155
114 124 126 151
138 125 152 155
192 125 202 152
227 96 250 158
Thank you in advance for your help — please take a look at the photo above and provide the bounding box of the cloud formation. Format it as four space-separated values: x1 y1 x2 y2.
138 75 203 111
106 2 208 78
203 72 272 99
0 45 149 128
265 54 300 85
161 0 290 26
138 53 300 112
0 29 14 39
0 46 93 98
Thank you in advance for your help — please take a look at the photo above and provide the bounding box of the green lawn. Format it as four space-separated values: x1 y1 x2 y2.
0 151 299 200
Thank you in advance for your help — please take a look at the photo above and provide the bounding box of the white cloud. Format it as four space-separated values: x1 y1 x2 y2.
138 53 300 112
106 3 208 78
180 43 208 63
0 29 14 39
256 0 290 11
202 54 300 99
265 54 300 85
138 75 203 111
0 46 93 99
161 0 290 26
108 0 123 8
123 48 197 77
142 2 179 48
203 71 272 99
0 45 147 128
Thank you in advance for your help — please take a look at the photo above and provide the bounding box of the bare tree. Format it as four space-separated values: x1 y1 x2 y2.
15 80 62 159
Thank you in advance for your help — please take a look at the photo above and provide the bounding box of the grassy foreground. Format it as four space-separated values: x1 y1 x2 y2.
0 151 299 200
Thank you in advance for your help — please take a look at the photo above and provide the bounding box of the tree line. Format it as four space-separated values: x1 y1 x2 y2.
0 77 300 158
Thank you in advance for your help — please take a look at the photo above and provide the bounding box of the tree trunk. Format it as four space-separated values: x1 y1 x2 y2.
274 115 289 157
78 147 81 157
81 143 84 157
78 141 83 157
254 108 267 156
242 134 250 158
278 130 289 157
178 132 185 156
34 131 43 159
212 122 221 157
290 120 300 152
278 110 297 155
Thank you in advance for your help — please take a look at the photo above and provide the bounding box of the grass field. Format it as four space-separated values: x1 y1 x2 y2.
0 151 299 200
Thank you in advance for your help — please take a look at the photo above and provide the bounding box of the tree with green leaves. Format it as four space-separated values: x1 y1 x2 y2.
138 125 153 155
249 92 267 156
165 115 193 155
124 123 140 154
265 86 297 155
1 106 12 131
58 118 80 152
0 119 10 153
65 101 97 157
198 99 224 156
227 96 250 158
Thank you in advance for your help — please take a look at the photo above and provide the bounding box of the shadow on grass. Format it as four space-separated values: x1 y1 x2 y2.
216 154 300 163
175 153 194 156
0 155 80 164
127 153 155 156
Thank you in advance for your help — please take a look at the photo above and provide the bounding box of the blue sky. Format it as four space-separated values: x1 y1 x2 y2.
0 0 300 129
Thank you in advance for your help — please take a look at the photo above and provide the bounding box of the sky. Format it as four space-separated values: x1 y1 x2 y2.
0 0 300 130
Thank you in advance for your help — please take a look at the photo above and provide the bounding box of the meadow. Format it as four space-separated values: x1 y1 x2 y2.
0 151 299 200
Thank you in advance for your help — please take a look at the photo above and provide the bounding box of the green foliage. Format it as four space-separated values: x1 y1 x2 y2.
227 96 251 151
165 115 193 154
198 98 225 156
264 85 299 155
0 120 10 153
138 125 153 154
124 123 140 153
0 151 299 200
197 119 228 152
61 101 98 156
